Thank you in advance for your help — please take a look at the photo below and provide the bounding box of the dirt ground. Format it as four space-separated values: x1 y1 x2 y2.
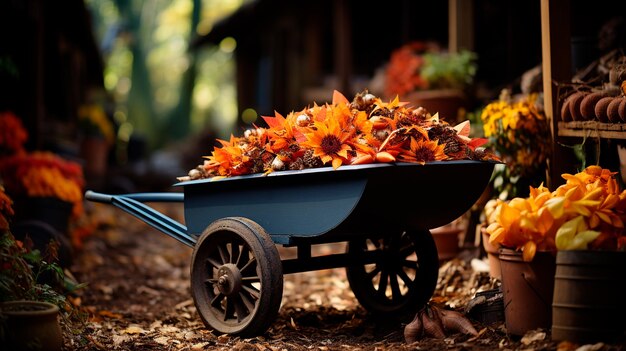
60 202 625 351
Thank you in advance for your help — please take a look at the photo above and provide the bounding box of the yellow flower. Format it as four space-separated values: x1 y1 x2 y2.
488 165 626 259
78 104 115 144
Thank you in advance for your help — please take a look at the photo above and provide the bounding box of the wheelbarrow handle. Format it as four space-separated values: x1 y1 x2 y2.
85 190 113 203
85 191 184 203
84 190 194 247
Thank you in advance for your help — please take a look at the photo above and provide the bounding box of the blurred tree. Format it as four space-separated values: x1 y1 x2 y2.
87 0 243 153
164 0 201 142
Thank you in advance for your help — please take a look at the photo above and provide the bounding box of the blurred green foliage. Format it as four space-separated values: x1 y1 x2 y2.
86 0 245 152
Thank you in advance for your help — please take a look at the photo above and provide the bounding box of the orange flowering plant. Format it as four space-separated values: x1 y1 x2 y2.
179 90 500 181
484 165 626 262
0 185 14 232
0 151 85 219
0 111 28 156
384 41 477 98
0 111 85 219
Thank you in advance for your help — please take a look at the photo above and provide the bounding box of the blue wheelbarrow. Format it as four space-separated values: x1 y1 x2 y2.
85 160 496 337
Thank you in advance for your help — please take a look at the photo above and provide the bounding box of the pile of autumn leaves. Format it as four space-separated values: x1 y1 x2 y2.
485 165 626 262
179 90 499 181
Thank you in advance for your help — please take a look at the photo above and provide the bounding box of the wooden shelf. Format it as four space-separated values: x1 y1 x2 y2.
558 121 626 139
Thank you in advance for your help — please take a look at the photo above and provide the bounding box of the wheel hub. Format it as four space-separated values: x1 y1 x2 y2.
215 263 242 295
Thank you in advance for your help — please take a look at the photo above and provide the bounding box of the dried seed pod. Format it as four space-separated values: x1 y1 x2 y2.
595 96 614 122
435 306 479 336
188 168 201 180
568 92 586 121
404 311 424 343
580 92 606 120
421 306 446 339
362 93 376 104
296 114 311 127
271 156 284 170
607 97 623 123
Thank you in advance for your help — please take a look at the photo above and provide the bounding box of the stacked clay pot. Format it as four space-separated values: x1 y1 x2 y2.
561 91 626 123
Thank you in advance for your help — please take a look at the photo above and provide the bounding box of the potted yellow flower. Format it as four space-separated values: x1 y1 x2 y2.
480 90 552 201
479 90 552 280
484 165 626 340
77 101 115 184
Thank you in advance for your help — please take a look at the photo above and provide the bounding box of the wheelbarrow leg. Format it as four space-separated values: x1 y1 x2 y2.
190 217 283 337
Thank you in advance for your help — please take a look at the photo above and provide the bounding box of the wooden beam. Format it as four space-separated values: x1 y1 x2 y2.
558 121 626 140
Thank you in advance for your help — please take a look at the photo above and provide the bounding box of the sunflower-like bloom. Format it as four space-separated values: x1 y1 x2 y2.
398 137 446 165
301 106 355 169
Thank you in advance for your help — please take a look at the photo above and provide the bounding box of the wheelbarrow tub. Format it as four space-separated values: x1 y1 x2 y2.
177 160 496 245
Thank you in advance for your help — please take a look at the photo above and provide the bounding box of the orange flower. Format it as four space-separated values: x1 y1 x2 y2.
262 111 302 153
399 137 446 165
301 108 354 169
204 135 252 177
178 90 501 182
0 152 85 218
0 111 28 156
0 186 14 231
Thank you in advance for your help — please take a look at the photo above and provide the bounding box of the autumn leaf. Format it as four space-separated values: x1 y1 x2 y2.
262 111 286 128
467 138 488 149
332 90 349 105
453 120 470 137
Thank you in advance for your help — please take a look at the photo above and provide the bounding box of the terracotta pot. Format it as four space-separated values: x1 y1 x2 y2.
81 137 110 190
481 231 501 280
499 248 556 336
12 196 73 234
402 89 468 124
10 197 74 267
431 225 463 263
81 137 109 176
552 250 626 343
0 300 63 351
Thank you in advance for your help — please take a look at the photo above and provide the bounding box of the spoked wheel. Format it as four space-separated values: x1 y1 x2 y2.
346 229 439 317
190 217 283 336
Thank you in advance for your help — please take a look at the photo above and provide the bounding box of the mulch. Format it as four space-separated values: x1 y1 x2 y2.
59 202 624 351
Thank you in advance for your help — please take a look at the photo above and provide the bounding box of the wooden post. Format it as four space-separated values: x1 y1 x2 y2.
448 0 474 53
541 0 575 188
334 0 351 95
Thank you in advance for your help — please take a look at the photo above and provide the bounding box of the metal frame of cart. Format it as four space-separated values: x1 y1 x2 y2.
85 160 496 337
